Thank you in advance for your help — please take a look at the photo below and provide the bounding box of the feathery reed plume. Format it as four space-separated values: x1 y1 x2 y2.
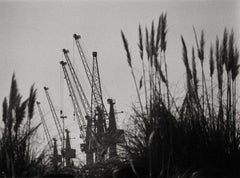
209 44 215 77
193 27 200 57
191 46 202 111
181 36 192 80
181 35 194 106
209 44 215 126
216 36 222 90
14 99 28 137
121 31 132 68
156 15 161 50
151 22 156 105
228 30 234 72
2 97 8 125
160 13 167 52
138 25 148 114
193 28 208 116
160 13 170 109
193 27 205 62
121 30 143 114
138 25 144 60
145 27 153 111
150 21 155 105
232 47 239 139
28 85 36 121
222 28 229 71
156 15 162 99
27 84 37 153
228 30 238 141
192 47 198 94
150 21 155 66
228 31 235 136
9 73 19 110
232 47 240 81
199 30 205 62
160 14 172 173
221 29 232 135
209 44 215 125
215 36 224 129
145 28 150 60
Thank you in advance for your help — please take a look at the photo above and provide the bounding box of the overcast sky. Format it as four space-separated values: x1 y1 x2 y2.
0 0 239 162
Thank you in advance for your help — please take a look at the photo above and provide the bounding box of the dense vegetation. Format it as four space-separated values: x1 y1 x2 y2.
121 13 240 177
0 74 48 177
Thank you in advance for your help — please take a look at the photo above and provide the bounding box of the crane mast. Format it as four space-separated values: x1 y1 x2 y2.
107 99 117 158
62 129 76 167
60 61 86 138
44 87 64 142
73 34 107 117
62 49 94 164
52 138 62 170
91 52 106 133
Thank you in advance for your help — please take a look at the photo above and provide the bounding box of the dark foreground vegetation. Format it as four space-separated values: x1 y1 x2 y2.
1 12 240 178
0 74 48 177
121 13 240 177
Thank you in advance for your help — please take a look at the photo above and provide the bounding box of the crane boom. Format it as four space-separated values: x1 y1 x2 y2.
73 34 107 117
37 101 53 149
60 61 86 138
44 87 64 141
73 34 92 88
62 49 91 117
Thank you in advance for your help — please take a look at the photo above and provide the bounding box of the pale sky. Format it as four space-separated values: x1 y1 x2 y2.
0 0 239 163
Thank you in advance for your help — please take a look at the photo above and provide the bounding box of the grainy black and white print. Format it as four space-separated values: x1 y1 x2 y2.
0 0 239 177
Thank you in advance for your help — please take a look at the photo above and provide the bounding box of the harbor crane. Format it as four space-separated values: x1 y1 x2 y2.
37 101 53 149
73 35 107 162
73 34 124 162
36 102 61 170
54 34 124 165
44 87 64 142
62 49 94 164
73 34 107 118
60 61 86 138
44 87 76 167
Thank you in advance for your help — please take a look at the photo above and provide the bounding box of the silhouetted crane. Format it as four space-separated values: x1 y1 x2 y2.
62 49 94 165
74 35 107 162
44 87 64 142
60 61 86 138
36 101 61 170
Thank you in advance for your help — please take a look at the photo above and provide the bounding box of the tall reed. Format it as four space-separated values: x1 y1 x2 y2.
121 14 240 177
0 74 48 177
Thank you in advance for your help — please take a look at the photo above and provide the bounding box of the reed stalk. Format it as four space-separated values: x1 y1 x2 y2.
209 44 215 128
121 31 144 114
138 25 148 116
